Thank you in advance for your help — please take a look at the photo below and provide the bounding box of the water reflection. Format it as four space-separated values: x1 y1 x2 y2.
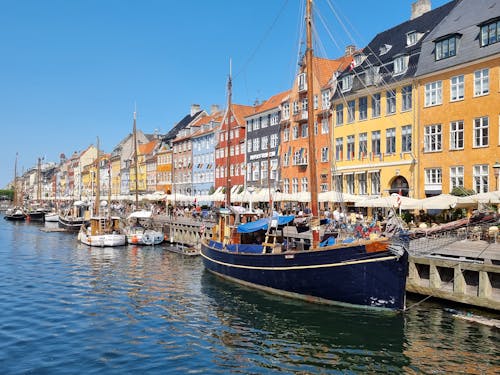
201 272 409 373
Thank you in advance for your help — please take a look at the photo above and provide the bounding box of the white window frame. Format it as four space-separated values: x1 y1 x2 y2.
450 120 464 150
474 69 489 97
425 81 442 107
450 75 464 102
473 164 489 193
473 116 489 148
424 124 442 152
450 166 464 191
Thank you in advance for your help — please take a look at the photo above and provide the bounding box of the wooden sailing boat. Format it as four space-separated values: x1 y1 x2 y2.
78 137 126 247
4 153 27 221
200 0 409 311
123 111 164 245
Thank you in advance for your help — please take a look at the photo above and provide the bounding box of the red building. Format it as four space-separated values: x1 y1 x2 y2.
215 103 255 201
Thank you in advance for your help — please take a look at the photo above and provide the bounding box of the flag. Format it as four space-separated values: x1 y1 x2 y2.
349 60 355 71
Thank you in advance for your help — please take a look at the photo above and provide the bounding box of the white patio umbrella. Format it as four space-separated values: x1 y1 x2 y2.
418 194 475 210
355 195 421 210
468 190 500 204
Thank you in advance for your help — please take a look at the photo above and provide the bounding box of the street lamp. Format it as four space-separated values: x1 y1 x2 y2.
247 186 255 213
493 161 500 191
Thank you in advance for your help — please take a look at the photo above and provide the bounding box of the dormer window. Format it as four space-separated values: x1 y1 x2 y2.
298 73 307 92
393 55 409 75
406 31 423 47
340 75 353 92
434 34 460 61
479 17 500 47
353 53 364 66
379 44 392 56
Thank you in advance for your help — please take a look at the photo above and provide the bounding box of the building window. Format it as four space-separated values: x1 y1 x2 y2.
340 75 353 92
283 178 290 194
347 100 355 122
402 85 412 111
335 137 343 161
371 130 381 156
270 159 278 180
298 73 307 92
480 19 500 47
260 161 268 180
473 116 489 147
393 55 408 75
346 174 355 194
372 93 381 117
425 168 442 185
359 132 368 159
435 35 457 61
321 118 329 134
333 175 343 192
450 75 464 101
401 125 412 153
283 127 290 142
292 126 299 140
386 90 396 114
301 123 308 138
358 172 367 195
282 102 290 119
292 177 299 194
450 166 464 191
252 162 259 181
347 135 355 160
261 136 269 151
424 124 442 152
270 133 278 148
406 31 419 46
335 104 344 125
370 171 380 195
321 90 331 110
473 164 489 193
386 128 396 154
425 81 442 107
301 177 308 192
321 147 329 162
253 138 259 152
474 69 489 96
450 120 464 150
359 96 367 120
293 101 299 115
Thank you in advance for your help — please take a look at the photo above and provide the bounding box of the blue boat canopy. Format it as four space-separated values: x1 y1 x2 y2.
237 215 295 233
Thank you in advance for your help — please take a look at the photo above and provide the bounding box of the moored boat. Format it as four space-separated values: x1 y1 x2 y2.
4 207 27 221
58 200 90 231
124 210 164 245
200 0 409 311
78 216 126 247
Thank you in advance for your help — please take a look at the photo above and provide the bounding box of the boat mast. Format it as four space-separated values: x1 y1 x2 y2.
95 137 101 217
37 157 42 203
133 110 139 209
306 0 320 247
13 152 18 207
225 61 232 209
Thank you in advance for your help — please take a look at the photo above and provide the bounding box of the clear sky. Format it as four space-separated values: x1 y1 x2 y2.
0 0 449 188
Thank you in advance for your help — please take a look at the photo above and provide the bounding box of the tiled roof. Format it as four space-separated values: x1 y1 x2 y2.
252 90 291 114
138 139 158 155
313 56 352 87
231 104 256 125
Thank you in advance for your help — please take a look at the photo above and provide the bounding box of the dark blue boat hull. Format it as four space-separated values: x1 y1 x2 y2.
200 240 408 311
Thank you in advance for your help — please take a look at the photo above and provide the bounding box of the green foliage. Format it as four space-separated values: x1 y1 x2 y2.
450 187 475 197
0 189 14 200
399 210 414 223
208 186 215 195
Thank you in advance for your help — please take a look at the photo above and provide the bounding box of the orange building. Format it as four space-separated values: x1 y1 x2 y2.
280 54 351 201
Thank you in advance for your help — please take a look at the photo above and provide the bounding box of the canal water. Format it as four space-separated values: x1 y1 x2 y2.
0 219 498 374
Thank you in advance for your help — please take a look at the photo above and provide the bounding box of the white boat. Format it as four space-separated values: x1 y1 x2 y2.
77 137 126 247
44 212 59 222
125 210 164 245
78 216 126 247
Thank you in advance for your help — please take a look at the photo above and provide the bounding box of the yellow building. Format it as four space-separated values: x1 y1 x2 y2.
415 0 500 196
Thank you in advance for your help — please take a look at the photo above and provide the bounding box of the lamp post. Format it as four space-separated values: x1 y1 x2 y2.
247 186 255 213
493 161 500 191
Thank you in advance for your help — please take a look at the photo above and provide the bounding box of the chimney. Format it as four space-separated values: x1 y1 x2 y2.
210 104 220 114
345 45 356 56
190 104 201 116
411 0 431 20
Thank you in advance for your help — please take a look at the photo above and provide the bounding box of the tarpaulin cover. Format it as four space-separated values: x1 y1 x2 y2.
237 215 295 233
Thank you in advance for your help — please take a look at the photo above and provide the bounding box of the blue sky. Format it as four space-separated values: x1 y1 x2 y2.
0 0 449 188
